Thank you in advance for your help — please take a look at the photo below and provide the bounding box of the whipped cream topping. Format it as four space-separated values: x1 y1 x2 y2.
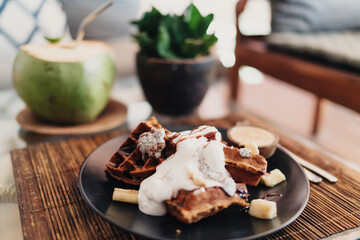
138 126 235 216
138 128 166 159
167 125 221 144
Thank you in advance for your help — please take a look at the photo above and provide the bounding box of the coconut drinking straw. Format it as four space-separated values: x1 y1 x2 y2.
75 0 114 44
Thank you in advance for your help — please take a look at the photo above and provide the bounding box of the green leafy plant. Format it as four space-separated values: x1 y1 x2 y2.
131 3 217 59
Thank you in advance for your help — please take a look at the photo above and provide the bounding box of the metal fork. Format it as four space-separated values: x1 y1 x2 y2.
303 168 323 183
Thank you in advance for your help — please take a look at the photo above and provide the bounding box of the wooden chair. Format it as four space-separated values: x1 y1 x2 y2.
229 0 360 135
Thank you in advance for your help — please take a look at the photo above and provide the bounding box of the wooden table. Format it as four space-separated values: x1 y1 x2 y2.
2 77 360 239
10 111 360 240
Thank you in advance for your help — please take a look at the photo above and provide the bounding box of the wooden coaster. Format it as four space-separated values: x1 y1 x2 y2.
16 99 127 135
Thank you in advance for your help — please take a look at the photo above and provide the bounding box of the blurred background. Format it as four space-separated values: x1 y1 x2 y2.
1 0 360 167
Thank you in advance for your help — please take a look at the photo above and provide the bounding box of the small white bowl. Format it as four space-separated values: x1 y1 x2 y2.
227 125 279 158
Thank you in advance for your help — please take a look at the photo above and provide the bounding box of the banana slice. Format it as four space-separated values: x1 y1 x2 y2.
113 188 138 204
261 169 286 187
245 141 260 155
249 199 277 219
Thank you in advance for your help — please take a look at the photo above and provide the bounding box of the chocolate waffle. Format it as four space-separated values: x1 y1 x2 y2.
106 118 267 186
224 146 267 186
166 184 249 224
105 117 176 185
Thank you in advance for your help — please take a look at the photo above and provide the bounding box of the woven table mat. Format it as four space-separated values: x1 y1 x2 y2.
11 115 360 239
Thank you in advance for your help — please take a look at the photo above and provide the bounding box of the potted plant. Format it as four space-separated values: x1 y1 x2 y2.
132 4 218 116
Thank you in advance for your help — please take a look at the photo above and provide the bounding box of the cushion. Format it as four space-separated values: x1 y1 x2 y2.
270 0 360 33
267 31 360 72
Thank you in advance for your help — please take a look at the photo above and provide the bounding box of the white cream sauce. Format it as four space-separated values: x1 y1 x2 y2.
138 126 235 216
228 126 276 146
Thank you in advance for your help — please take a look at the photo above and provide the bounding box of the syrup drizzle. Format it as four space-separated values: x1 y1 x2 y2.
239 206 249 214
262 193 283 201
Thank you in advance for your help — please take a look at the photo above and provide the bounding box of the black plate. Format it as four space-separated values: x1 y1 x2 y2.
78 126 310 240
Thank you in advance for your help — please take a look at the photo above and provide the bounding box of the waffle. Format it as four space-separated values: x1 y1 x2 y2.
106 118 267 186
166 184 249 224
224 146 267 186
105 117 176 185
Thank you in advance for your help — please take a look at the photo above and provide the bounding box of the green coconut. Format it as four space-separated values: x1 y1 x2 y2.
13 40 116 124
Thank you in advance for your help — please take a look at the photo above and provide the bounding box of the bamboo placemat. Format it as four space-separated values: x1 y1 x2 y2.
11 115 360 240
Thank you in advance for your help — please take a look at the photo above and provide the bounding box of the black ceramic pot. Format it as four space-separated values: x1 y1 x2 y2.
136 54 217 116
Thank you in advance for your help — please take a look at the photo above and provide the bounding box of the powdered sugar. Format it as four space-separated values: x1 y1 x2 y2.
239 148 252 158
138 128 166 159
